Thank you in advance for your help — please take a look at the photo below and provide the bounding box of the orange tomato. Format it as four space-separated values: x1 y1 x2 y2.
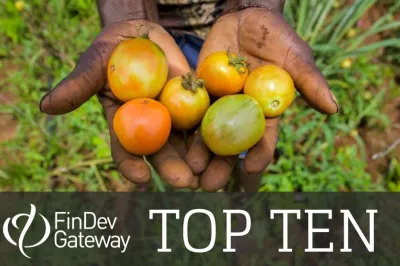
107 38 168 102
197 51 248 97
159 72 210 130
244 65 295 117
113 98 171 155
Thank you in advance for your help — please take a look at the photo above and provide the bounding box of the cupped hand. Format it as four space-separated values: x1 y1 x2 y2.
185 7 339 192
40 20 197 188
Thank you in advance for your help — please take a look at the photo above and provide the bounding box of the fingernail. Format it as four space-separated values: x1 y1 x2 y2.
329 91 339 113
39 95 47 113
39 91 52 113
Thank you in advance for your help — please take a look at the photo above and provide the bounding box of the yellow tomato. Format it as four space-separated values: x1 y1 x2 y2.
107 38 168 102
244 65 295 117
197 51 248 97
160 73 210 130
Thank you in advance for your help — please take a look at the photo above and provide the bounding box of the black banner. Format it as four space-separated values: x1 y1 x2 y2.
0 193 398 265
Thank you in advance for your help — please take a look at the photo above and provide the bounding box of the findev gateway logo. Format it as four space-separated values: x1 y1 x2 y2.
3 204 50 258
3 204 130 259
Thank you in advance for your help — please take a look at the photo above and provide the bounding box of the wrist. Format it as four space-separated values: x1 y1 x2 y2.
97 0 158 27
224 0 285 13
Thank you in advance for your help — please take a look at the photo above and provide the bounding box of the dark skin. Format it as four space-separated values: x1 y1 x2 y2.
39 0 338 192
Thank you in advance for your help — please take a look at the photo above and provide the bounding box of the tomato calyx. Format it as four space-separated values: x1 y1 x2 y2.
135 24 150 39
226 50 249 75
181 71 205 93
118 24 150 40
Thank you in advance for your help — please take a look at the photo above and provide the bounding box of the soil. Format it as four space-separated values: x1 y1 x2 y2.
359 97 400 180
0 91 18 142
332 1 400 183
0 61 19 167
355 2 400 181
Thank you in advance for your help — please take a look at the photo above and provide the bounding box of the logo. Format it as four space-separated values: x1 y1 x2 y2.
3 204 50 259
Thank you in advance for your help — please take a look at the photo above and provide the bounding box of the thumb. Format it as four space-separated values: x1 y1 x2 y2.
281 33 339 115
239 10 339 115
40 34 113 115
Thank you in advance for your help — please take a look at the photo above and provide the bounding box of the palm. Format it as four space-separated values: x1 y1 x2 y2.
200 8 337 114
40 20 199 188
191 8 339 190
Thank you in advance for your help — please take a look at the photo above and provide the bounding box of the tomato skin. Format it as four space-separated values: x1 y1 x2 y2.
201 94 265 156
159 75 210 130
113 98 171 155
197 51 248 97
107 38 168 102
244 65 295 118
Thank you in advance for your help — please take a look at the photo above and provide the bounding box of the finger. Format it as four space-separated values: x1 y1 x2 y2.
40 21 190 115
200 156 237 192
150 142 193 188
244 117 279 174
168 131 188 159
239 10 339 115
185 130 211 175
280 35 339 115
232 161 263 192
40 33 114 115
150 29 191 78
190 175 200 190
99 94 151 183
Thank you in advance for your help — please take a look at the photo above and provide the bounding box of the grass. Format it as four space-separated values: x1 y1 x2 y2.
0 0 399 192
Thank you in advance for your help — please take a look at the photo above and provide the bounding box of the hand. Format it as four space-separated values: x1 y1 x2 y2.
39 20 197 188
185 7 339 192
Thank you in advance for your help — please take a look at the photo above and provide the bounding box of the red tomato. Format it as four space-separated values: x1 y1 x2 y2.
159 72 210 130
107 38 168 102
113 98 171 155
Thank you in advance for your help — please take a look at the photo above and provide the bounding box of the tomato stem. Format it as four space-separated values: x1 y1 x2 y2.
226 50 249 75
181 71 205 93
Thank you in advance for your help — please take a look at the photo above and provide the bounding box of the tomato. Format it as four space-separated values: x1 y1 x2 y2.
107 38 168 102
159 72 210 130
113 98 171 155
244 64 295 118
201 94 265 156
197 51 249 97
